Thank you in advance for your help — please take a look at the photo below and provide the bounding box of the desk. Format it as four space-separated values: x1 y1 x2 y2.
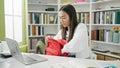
0 53 120 68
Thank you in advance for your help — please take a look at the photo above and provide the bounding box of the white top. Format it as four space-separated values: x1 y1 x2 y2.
54 23 92 58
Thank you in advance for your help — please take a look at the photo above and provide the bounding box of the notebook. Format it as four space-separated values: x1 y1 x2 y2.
6 38 48 65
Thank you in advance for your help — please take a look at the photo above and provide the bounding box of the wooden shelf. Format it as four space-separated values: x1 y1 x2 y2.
92 40 120 46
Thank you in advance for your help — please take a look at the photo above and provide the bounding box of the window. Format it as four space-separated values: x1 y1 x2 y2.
4 0 23 42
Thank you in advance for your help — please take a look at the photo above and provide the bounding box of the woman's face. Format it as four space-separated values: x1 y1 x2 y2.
59 11 70 27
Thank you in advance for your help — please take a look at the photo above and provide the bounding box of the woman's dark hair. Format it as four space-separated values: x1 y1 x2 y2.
59 4 78 42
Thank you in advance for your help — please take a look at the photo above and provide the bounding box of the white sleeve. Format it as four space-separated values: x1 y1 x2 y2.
53 30 62 40
62 23 88 53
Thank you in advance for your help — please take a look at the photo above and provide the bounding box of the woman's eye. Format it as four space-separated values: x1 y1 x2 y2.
62 17 65 19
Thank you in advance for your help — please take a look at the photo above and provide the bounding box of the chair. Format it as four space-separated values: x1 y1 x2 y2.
36 34 55 54
89 52 97 60
36 40 46 54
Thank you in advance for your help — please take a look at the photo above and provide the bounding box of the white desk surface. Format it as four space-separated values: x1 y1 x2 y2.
0 53 120 68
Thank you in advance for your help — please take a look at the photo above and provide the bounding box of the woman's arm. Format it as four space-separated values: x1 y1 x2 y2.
62 23 88 53
53 30 62 40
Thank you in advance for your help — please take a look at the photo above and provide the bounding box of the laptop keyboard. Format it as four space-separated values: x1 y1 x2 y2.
23 55 37 62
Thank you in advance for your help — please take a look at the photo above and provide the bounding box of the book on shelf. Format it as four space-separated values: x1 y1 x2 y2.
92 29 114 42
42 26 44 35
61 0 73 4
28 25 45 36
93 11 120 24
96 12 100 24
41 13 44 24
92 0 97 2
104 29 113 42
32 25 37 36
114 11 120 24
81 13 85 23
100 11 105 24
112 32 119 43
43 13 48 24
91 29 99 41
38 26 44 36
88 13 90 24
41 13 58 24
53 15 58 24
29 38 38 50
28 13 40 24
119 31 120 43
32 13 39 24
93 12 100 24
99 29 104 41
28 25 31 36
38 26 41 35
28 13 33 24
78 12 90 24
39 14 42 24
105 11 110 24
91 30 96 40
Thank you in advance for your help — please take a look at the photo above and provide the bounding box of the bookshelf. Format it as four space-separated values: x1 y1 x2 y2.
27 0 120 58
60 0 120 60
90 0 120 60
90 0 120 46
27 0 59 53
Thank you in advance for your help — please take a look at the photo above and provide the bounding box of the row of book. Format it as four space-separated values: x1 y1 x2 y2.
28 12 58 24
29 38 45 50
28 25 44 36
92 11 120 24
62 0 108 4
77 12 90 24
28 12 90 24
91 29 120 43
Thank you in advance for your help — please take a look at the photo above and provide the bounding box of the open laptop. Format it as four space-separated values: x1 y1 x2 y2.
6 38 48 65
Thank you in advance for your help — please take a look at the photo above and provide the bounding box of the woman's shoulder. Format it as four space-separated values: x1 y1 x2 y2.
76 23 87 29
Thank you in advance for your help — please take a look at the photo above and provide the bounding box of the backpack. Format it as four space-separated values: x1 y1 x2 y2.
46 38 68 56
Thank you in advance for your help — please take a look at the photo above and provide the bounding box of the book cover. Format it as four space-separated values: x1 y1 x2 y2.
32 25 37 36
115 11 120 24
99 29 104 41
38 26 41 35
106 11 110 24
78 13 81 23
53 15 58 24
92 30 97 40
104 29 113 42
113 32 119 43
119 31 120 43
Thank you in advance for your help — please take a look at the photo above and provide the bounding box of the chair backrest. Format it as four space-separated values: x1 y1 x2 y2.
89 53 97 60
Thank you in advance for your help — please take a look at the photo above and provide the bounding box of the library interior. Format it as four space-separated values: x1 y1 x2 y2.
0 0 120 68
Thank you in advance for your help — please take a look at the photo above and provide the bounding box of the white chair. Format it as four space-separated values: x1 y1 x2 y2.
89 52 97 60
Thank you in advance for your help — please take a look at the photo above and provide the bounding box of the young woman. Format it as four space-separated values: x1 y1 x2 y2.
54 4 92 58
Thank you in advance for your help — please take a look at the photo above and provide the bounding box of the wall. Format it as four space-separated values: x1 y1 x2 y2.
0 0 5 41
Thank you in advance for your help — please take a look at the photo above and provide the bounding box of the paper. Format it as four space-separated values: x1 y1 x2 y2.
50 63 75 68
50 59 120 68
0 58 5 63
96 60 120 68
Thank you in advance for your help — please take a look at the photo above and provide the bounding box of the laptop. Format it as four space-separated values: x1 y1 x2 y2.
6 38 48 65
